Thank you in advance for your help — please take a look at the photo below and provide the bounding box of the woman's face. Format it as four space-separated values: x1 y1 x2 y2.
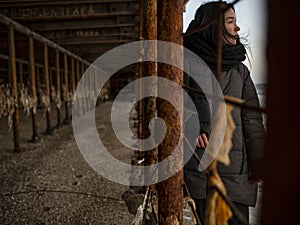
223 8 240 45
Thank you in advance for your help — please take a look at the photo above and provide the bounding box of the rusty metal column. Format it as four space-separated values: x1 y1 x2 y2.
156 1 184 224
70 57 75 116
74 60 81 117
81 62 86 114
29 36 38 142
55 48 61 127
8 24 20 152
19 61 23 85
63 52 70 122
44 43 51 133
143 0 158 183
71 57 76 95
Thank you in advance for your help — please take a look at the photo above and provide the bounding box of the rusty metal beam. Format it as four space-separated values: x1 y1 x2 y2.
8 24 21 152
156 0 184 224
29 36 38 142
143 0 158 184
55 48 61 128
43 43 52 133
63 52 70 122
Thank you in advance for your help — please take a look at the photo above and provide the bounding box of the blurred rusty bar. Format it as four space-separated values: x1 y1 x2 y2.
55 48 61 127
76 60 80 87
261 1 300 224
71 57 76 94
75 60 81 117
63 52 70 122
157 0 184 224
29 36 38 142
137 0 145 162
8 24 21 152
44 43 52 133
19 61 23 85
143 0 158 184
81 61 86 114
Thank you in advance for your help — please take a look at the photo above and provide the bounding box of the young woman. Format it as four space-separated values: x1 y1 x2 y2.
183 1 266 224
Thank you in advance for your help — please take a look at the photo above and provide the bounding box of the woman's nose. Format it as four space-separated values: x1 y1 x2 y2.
235 25 240 32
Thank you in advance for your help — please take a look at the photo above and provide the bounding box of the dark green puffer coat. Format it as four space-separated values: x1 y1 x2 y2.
184 57 266 207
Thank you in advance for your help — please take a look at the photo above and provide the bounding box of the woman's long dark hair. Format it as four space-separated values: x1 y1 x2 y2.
189 1 237 47
185 1 251 67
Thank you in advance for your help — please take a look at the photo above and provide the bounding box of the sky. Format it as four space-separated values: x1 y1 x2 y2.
183 0 268 84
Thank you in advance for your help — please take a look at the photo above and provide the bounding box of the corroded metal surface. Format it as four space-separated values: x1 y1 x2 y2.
156 0 184 224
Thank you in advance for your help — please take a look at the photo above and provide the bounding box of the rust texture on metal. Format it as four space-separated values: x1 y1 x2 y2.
143 0 157 182
43 43 51 133
64 52 70 121
55 48 61 127
8 24 20 152
29 36 38 141
157 0 184 224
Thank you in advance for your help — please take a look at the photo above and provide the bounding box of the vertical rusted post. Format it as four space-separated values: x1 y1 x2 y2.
76 60 80 87
29 36 38 142
143 0 158 183
157 0 184 224
74 60 81 117
137 0 145 163
55 48 61 127
63 52 70 122
81 62 86 114
44 43 51 133
36 67 41 105
8 24 20 152
71 57 76 94
19 61 23 85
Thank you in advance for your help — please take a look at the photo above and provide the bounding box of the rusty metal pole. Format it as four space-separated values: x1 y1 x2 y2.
143 0 158 183
29 36 38 142
76 60 80 87
157 0 184 224
19 61 23 85
70 57 75 115
71 57 76 95
8 24 21 152
63 52 70 122
81 62 86 114
74 60 81 117
137 0 145 163
44 43 51 133
55 48 61 127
